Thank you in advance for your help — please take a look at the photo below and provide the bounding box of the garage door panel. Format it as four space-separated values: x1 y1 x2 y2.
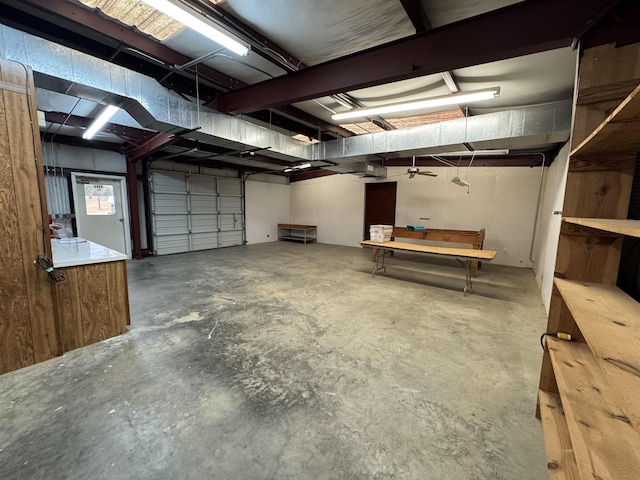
219 214 241 231
152 172 186 193
191 214 219 233
218 178 242 196
219 196 241 214
153 193 188 214
220 230 243 247
190 175 217 195
155 234 190 255
190 195 217 214
191 232 219 251
154 214 189 235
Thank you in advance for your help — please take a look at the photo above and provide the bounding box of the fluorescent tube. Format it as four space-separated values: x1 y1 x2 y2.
332 87 500 121
82 105 119 139
139 0 250 56
284 163 312 173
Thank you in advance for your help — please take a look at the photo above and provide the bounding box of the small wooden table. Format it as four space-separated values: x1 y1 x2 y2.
278 224 317 244
361 240 497 295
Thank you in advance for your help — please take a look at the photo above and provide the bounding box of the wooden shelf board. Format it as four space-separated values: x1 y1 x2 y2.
547 337 640 479
571 83 640 158
538 390 580 479
563 218 640 237
554 278 640 433
279 236 316 242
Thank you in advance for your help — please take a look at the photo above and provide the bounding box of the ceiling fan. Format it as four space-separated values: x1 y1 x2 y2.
406 156 437 178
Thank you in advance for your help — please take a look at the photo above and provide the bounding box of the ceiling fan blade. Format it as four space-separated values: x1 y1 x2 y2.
418 172 438 177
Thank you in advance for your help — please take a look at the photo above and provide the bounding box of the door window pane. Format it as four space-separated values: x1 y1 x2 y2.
84 184 116 215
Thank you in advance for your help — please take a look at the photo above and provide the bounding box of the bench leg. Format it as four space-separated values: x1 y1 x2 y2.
456 258 473 295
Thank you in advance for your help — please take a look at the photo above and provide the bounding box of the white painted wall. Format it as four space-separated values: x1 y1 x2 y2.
290 174 366 246
42 143 126 173
395 166 543 267
245 175 290 244
532 144 570 313
290 166 545 267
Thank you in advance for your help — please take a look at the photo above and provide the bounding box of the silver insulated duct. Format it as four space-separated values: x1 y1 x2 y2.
0 24 572 177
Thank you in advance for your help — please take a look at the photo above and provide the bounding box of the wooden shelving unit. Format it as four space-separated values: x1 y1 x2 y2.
277 223 317 244
537 42 640 479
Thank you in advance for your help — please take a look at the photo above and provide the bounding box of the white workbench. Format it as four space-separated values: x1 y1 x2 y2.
51 237 127 268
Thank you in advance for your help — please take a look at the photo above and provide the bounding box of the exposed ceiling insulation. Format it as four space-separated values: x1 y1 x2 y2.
341 111 465 135
76 0 183 41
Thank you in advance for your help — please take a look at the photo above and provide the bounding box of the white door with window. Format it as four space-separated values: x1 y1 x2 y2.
71 173 130 257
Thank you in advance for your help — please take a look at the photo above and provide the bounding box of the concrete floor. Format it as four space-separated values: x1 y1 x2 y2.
0 242 548 480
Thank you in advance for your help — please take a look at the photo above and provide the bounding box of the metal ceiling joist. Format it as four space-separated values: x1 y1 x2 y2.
127 132 179 162
399 0 431 32
209 0 621 114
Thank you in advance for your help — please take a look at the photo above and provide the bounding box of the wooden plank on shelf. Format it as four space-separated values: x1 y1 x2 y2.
555 223 623 284
1 58 59 363
571 83 640 159
555 278 640 435
577 78 640 106
548 337 640 479
578 43 640 91
573 43 640 148
563 218 640 237
538 390 580 480
563 165 635 219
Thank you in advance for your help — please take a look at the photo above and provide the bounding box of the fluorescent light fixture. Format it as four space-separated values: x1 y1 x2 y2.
331 87 500 121
435 149 509 156
139 0 250 56
441 71 459 93
284 163 312 173
82 105 119 140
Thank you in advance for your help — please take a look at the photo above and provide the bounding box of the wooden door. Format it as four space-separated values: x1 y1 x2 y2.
364 182 397 239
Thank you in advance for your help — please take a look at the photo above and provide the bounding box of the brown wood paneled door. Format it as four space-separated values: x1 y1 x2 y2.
364 182 397 240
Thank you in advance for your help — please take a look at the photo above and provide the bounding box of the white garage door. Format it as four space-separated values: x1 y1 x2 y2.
150 171 244 255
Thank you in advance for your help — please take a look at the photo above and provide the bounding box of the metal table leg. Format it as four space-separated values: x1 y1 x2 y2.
372 249 388 277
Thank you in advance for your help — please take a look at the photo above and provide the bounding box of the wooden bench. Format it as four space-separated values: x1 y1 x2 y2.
361 240 497 295
371 227 486 277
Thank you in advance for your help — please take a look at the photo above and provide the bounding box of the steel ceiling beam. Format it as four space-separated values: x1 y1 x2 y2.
127 132 180 162
399 0 431 32
209 0 622 114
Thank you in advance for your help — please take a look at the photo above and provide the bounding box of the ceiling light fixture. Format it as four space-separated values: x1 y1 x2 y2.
331 87 500 121
139 0 250 56
435 149 509 156
82 105 119 140
284 163 312 173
